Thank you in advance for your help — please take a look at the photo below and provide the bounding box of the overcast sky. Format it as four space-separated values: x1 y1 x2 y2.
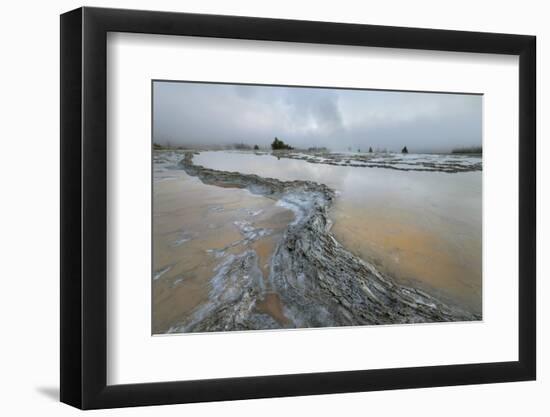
153 81 482 153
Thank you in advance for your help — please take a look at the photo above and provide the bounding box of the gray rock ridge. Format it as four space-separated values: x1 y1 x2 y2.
170 152 479 333
273 151 482 173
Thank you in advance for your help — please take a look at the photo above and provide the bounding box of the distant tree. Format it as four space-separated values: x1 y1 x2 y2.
368 147 373 153
271 137 293 150
357 148 361 153
254 144 259 150
401 146 409 154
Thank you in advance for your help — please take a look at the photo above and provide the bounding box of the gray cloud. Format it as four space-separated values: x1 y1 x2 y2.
153 81 482 152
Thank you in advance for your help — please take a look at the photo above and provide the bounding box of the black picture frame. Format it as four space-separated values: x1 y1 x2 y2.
60 6 536 410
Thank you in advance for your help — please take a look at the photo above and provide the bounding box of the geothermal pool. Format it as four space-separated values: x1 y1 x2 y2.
152 150 482 333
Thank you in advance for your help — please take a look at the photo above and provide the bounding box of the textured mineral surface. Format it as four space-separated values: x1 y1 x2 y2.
165 152 479 333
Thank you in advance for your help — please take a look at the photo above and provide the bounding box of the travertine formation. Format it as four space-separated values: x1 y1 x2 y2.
275 151 482 173
168 152 479 333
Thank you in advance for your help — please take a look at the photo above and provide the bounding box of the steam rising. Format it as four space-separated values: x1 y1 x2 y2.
153 81 481 153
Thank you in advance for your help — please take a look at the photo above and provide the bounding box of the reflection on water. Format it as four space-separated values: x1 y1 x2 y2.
153 162 293 333
195 151 482 314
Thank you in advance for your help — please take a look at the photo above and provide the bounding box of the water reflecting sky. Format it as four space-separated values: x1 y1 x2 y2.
195 151 482 314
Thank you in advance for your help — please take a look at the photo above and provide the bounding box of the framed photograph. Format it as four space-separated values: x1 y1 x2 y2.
60 6 536 409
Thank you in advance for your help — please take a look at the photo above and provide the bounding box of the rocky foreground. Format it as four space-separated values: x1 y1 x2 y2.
169 152 479 333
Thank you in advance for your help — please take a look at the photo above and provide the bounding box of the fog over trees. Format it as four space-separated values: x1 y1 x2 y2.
153 81 482 153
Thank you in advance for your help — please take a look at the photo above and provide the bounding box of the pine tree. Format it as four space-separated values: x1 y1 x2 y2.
271 137 293 150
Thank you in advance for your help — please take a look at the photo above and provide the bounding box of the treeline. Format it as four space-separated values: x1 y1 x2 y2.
348 146 409 153
235 143 261 150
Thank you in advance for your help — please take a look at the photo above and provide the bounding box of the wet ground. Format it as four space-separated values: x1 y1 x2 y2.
194 151 482 314
152 152 293 333
153 150 482 333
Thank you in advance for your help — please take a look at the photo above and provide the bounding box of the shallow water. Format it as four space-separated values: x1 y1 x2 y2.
194 151 482 314
152 153 293 333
